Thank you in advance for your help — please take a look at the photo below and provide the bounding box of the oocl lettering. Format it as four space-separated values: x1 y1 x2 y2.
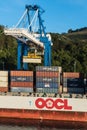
35 98 72 110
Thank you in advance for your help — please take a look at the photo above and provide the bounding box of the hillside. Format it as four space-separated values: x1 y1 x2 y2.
66 27 87 42
51 27 87 73
0 25 87 73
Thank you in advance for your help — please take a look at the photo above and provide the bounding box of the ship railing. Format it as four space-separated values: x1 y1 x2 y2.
0 92 86 99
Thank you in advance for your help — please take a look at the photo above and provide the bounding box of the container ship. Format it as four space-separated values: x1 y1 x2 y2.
0 66 87 129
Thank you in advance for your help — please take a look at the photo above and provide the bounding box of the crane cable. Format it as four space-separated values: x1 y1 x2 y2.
15 9 27 28
28 9 38 31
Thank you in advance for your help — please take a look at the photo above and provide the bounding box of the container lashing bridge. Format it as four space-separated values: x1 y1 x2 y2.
4 5 52 70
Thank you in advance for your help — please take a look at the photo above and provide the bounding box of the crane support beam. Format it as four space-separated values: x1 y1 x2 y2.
40 37 51 66
23 44 28 70
17 41 22 70
4 28 44 49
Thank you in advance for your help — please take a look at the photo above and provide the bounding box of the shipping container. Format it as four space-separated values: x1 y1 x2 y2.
0 82 8 87
36 71 59 77
10 71 33 77
85 78 87 93
10 71 34 93
67 87 84 94
63 78 84 83
63 72 81 78
36 77 59 82
11 87 33 93
35 66 61 94
63 87 84 94
85 87 87 93
63 82 83 88
62 72 84 94
11 76 33 82
85 76 87 93
36 82 59 88
36 88 58 93
0 87 8 92
0 71 8 92
0 71 8 77
10 82 33 87
36 66 62 72
0 76 8 82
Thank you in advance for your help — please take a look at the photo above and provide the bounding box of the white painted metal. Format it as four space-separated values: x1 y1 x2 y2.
4 28 44 49
32 33 53 46
0 96 87 112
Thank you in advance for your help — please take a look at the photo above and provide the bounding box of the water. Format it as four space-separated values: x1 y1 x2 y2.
0 125 84 130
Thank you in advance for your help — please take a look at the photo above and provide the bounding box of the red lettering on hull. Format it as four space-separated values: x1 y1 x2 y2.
35 98 72 110
64 99 72 110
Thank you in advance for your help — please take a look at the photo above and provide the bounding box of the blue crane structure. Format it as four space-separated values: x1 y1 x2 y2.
4 5 52 70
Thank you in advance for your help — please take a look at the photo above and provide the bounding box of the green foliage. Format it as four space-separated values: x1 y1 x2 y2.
0 26 17 70
0 25 87 73
51 28 87 73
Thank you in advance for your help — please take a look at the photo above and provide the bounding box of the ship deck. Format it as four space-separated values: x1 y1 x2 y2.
0 91 87 99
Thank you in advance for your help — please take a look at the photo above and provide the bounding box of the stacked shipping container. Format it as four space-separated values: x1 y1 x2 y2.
0 71 8 92
36 66 62 93
10 71 33 93
85 79 87 94
0 69 86 94
84 77 87 94
63 72 84 94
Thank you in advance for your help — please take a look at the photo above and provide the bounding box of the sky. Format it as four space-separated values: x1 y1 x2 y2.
0 0 87 33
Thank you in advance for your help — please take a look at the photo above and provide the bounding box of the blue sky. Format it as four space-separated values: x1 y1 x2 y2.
0 0 87 33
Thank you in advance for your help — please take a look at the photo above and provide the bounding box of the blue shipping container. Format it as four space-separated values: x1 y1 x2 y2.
11 76 33 82
67 87 84 94
36 82 59 88
36 77 59 82
36 88 58 93
11 87 33 93
36 66 60 72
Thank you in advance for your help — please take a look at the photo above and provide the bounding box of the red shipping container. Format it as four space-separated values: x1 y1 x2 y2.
36 71 59 77
10 82 33 87
10 71 33 77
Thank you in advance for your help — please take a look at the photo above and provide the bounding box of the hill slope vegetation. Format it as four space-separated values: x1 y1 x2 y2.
0 25 87 73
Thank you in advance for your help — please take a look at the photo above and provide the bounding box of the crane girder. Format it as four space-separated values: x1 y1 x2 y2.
4 28 44 49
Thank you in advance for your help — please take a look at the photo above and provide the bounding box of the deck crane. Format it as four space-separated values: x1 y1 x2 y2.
4 5 52 70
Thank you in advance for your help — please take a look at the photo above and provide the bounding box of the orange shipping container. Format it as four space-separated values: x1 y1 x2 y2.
0 87 8 92
36 71 59 77
63 72 81 78
10 71 33 77
10 82 33 87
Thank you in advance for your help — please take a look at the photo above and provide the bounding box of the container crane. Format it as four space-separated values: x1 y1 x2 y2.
4 5 52 70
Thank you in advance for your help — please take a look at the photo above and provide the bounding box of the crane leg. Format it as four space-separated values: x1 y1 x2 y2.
17 40 22 70
44 40 51 66
23 44 28 70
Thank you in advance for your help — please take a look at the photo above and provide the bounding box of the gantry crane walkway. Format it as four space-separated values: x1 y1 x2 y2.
4 28 44 49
